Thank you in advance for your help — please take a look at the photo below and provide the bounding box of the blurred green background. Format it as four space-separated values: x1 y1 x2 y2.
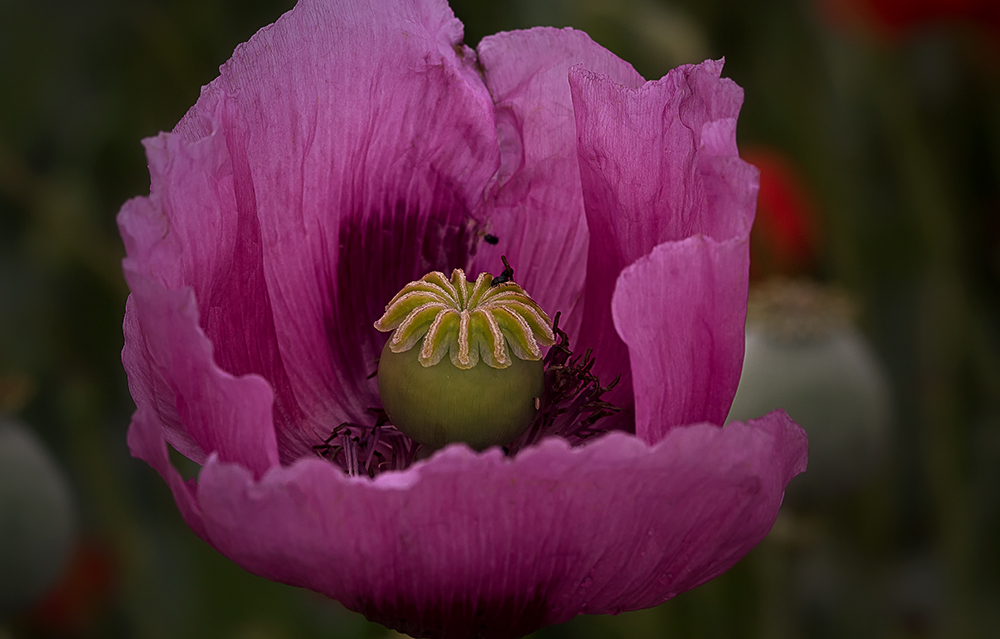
1 0 999 637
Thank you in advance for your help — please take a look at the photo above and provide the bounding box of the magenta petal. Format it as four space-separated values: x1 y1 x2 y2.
206 0 500 445
122 295 200 463
120 0 504 458
191 413 805 638
474 28 643 339
122 271 279 476
613 236 750 444
118 101 304 461
570 59 756 408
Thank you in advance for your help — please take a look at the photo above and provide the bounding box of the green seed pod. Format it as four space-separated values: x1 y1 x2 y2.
374 265 555 450
726 280 891 504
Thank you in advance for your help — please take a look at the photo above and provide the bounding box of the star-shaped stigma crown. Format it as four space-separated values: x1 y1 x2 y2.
374 267 555 370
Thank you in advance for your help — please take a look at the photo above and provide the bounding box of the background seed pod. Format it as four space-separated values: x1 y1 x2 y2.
726 281 892 504
0 419 76 619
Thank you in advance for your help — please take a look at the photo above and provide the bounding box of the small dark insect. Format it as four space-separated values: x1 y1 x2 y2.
491 255 514 287
483 233 499 245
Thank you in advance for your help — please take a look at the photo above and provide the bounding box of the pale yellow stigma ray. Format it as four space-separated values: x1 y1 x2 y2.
375 267 556 370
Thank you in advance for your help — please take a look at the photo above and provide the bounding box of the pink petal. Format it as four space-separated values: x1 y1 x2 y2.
122 272 279 476
119 115 302 462
612 236 750 444
120 0 505 459
570 59 756 410
122 295 199 462
215 0 500 450
473 28 643 340
189 412 805 638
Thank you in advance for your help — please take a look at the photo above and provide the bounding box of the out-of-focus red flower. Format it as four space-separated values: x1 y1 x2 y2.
26 539 116 636
823 0 1000 38
742 148 820 280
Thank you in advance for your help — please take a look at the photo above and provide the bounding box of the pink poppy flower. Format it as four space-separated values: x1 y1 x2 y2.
118 0 807 637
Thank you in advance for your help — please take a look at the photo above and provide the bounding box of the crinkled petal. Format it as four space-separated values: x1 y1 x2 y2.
571 59 756 409
473 28 644 341
122 295 201 463
122 272 279 476
612 236 750 444
184 414 805 639
211 0 499 450
118 96 304 463
120 0 503 459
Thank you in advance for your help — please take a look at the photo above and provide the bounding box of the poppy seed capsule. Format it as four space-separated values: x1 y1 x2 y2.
374 267 555 450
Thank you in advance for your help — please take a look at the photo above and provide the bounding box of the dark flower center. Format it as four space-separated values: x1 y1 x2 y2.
313 311 621 477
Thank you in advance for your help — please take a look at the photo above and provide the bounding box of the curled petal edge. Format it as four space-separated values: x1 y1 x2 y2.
612 234 751 444
128 406 806 636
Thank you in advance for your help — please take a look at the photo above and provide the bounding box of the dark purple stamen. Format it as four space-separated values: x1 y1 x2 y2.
507 312 620 453
313 409 421 477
